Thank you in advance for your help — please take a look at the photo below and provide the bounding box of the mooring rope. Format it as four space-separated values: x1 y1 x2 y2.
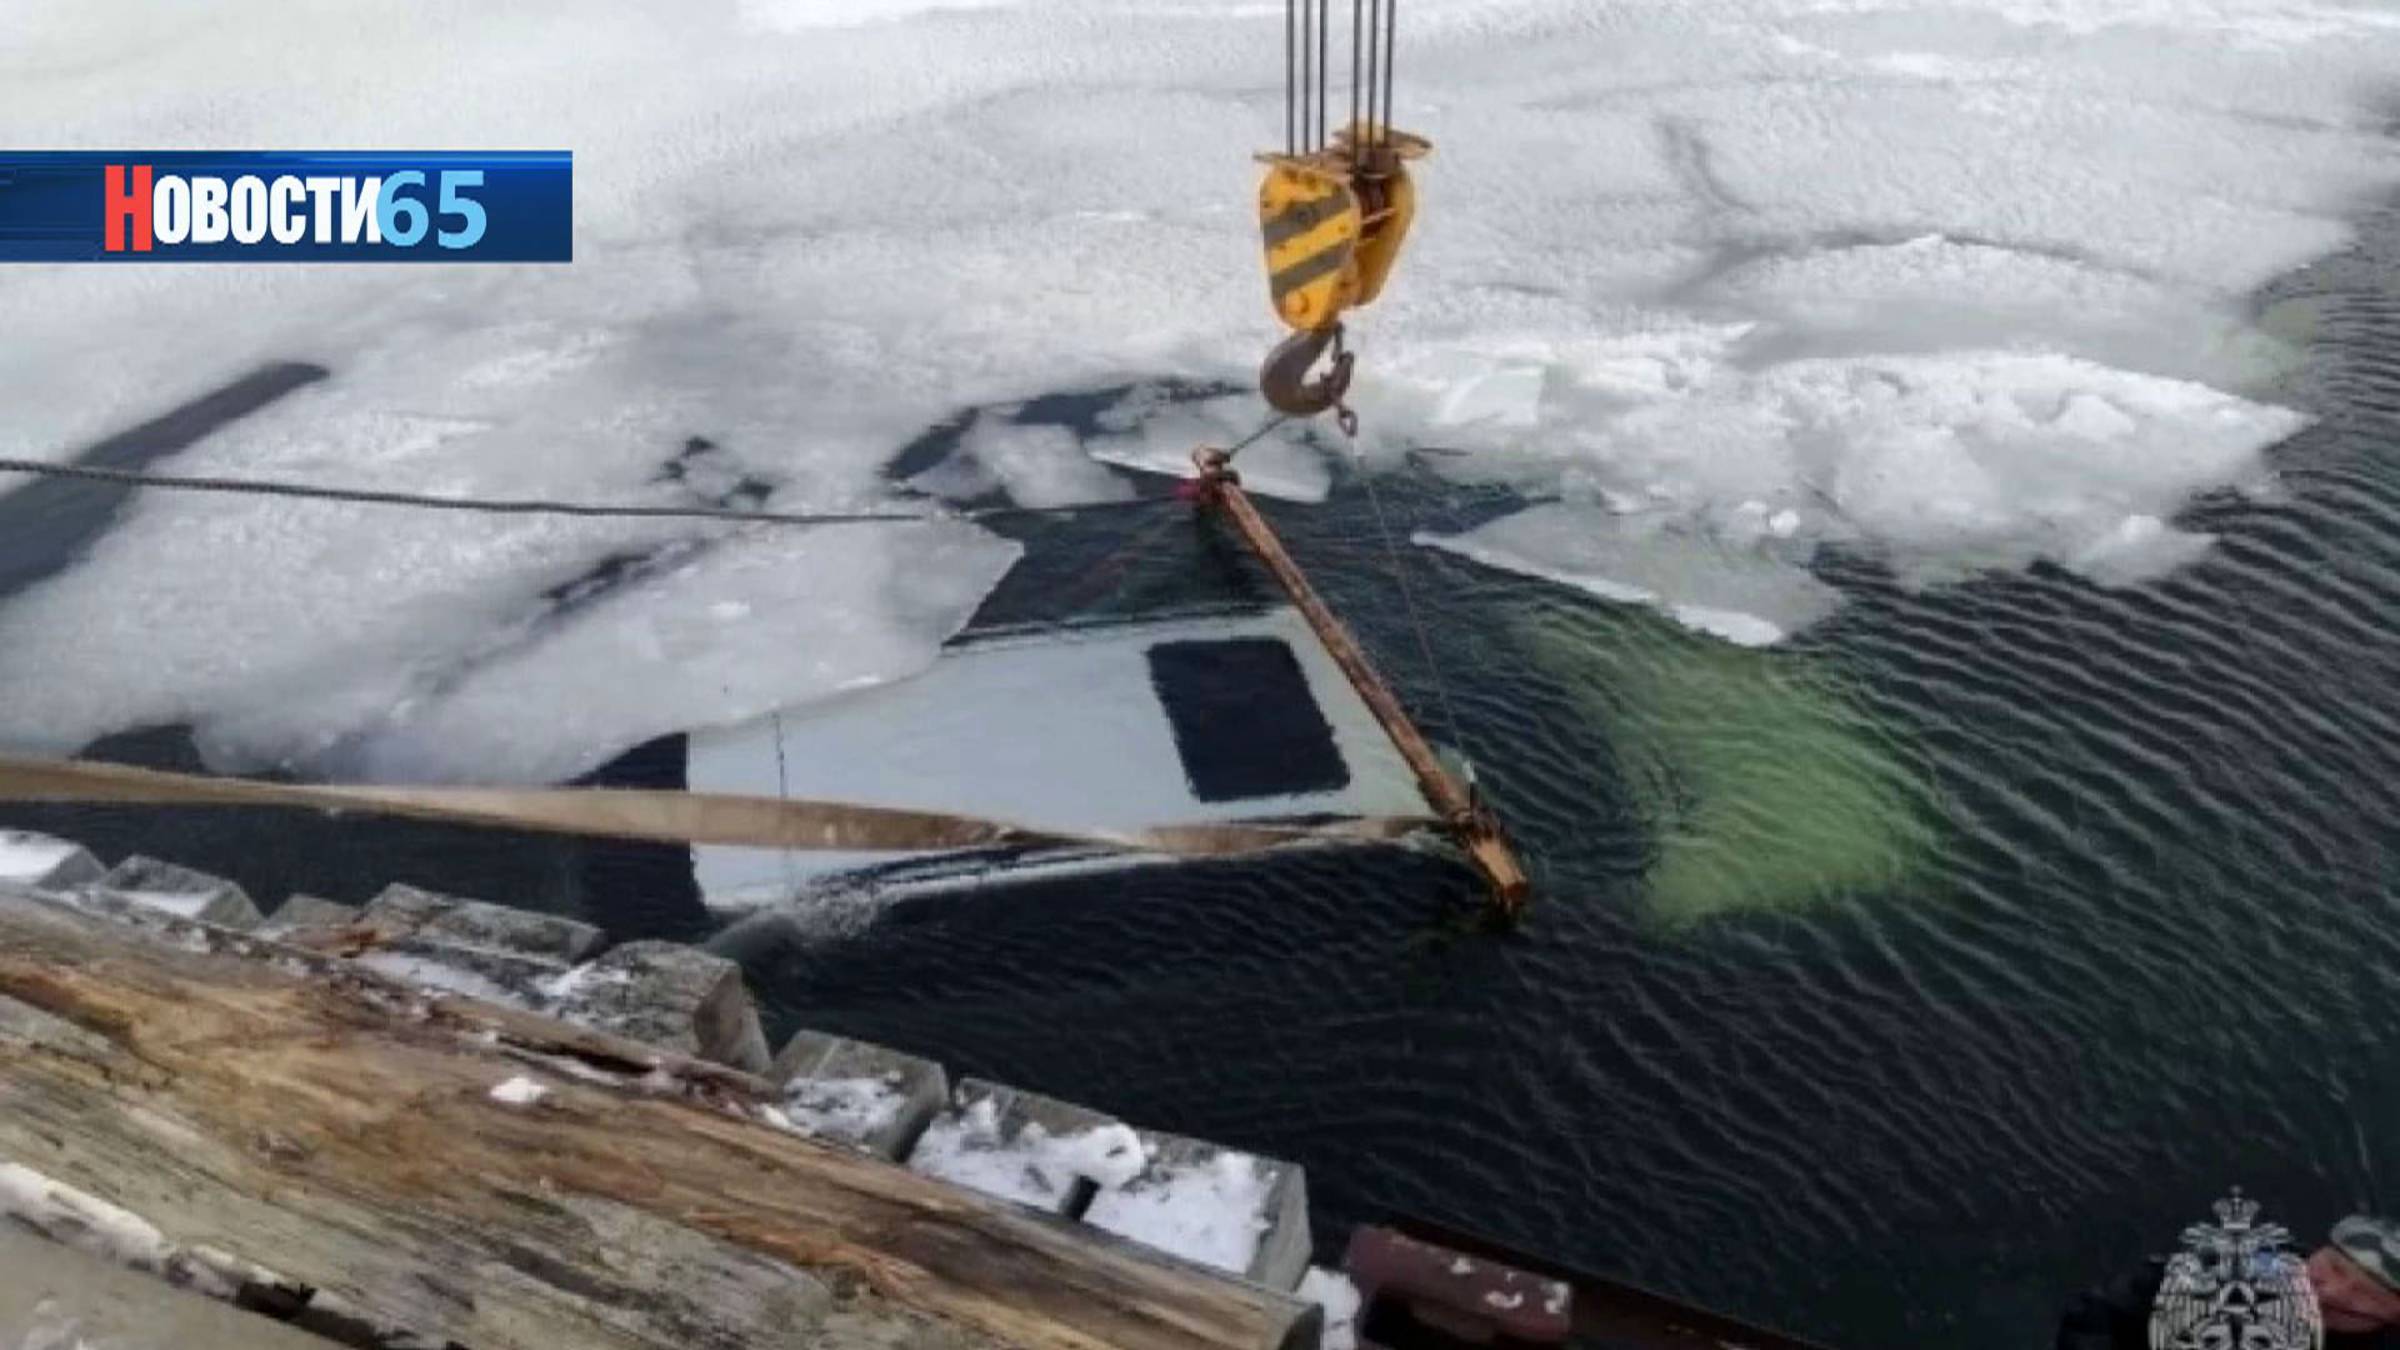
0 411 1298 531
0 456 1180 529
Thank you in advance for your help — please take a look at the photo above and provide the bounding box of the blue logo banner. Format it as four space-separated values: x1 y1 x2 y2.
0 151 571 262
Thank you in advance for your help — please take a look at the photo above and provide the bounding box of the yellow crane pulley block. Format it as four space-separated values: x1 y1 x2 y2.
1256 124 1431 334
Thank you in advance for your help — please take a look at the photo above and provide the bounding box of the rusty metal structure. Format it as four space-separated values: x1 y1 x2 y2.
1191 445 1529 916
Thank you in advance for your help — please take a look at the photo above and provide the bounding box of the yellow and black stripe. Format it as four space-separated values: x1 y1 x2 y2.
1258 160 1361 332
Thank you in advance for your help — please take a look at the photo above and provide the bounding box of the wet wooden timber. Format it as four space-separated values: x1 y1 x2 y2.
0 885 1318 1350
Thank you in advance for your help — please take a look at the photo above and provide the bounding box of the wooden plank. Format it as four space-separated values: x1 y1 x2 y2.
0 752 1422 859
0 887 1318 1350
0 1225 340 1350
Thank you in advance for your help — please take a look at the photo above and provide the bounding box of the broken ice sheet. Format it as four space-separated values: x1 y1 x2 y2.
1424 502 1841 647
0 0 2384 782
1085 395 1334 504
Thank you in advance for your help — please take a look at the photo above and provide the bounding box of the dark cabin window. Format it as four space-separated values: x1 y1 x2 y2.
1145 637 1351 803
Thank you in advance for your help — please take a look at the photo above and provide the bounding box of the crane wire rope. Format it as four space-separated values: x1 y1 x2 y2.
1263 0 1479 787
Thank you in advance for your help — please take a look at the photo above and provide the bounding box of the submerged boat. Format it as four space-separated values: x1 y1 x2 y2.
686 604 1429 913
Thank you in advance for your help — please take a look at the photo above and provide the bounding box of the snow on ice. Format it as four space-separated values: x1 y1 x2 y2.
1 0 2394 776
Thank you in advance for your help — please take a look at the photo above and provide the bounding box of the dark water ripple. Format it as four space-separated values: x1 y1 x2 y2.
3 214 2395 1350
722 205 2400 1350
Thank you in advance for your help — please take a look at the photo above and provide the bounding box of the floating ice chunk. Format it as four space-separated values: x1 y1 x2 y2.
1422 504 1838 647
1796 352 2298 576
2068 513 2218 587
1432 345 2300 612
957 415 1134 509
1710 235 2296 390
1669 605 1789 648
0 0 2389 740
2051 392 2141 441
235 520 1020 786
1085 399 1332 504
1429 359 1546 431
489 1076 549 1106
1236 434 1340 504
1297 1267 1362 1350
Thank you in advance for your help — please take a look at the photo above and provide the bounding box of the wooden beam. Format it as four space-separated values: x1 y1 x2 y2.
0 888 1318 1350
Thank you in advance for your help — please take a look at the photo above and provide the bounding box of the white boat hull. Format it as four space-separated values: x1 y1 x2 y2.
687 607 1427 910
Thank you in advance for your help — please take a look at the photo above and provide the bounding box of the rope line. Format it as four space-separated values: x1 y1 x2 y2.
1282 0 1394 149
1342 420 1468 766
1305 0 1324 151
1365 0 1381 143
1350 0 1363 142
1381 0 1398 149
1316 0 1329 150
1222 413 1291 461
0 457 1178 529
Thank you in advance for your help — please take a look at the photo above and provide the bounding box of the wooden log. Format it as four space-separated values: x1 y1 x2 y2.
0 886 1319 1350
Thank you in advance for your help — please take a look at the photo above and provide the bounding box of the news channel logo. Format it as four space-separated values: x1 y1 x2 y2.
0 152 571 261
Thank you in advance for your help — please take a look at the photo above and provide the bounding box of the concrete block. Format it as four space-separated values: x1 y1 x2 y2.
352 935 568 1010
257 894 360 939
94 857 261 931
769 1031 949 1160
1082 1131 1313 1291
905 1078 1145 1216
549 941 771 1072
362 883 603 963
0 831 104 890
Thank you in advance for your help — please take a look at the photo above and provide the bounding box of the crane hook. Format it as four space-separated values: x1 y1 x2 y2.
1260 323 1355 423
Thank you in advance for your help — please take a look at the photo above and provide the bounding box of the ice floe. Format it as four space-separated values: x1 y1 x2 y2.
0 0 2392 773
